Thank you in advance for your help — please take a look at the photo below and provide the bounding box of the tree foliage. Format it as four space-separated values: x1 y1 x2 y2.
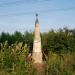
0 28 75 75
0 28 75 53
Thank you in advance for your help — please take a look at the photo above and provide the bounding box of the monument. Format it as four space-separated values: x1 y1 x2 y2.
32 14 43 64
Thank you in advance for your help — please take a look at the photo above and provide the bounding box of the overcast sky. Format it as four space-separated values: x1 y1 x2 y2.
0 0 75 33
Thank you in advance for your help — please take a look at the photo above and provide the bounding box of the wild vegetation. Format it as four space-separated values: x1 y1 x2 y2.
0 28 75 75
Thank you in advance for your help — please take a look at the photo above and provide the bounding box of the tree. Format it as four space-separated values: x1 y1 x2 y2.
24 31 33 53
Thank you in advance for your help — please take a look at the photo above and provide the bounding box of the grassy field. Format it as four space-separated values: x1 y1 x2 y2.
0 42 75 75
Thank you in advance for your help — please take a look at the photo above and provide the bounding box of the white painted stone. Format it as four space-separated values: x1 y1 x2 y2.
32 15 43 63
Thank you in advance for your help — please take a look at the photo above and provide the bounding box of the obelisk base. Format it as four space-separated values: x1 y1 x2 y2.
32 52 42 63
33 63 45 75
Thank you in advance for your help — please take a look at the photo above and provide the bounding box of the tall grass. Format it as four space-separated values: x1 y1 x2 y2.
0 41 75 75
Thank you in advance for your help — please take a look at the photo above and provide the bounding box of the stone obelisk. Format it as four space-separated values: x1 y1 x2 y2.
32 14 42 64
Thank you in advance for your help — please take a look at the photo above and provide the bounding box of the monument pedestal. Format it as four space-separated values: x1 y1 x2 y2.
33 63 45 75
32 52 42 63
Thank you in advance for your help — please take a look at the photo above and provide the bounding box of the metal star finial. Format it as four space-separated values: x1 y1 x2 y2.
35 13 39 25
36 13 38 19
